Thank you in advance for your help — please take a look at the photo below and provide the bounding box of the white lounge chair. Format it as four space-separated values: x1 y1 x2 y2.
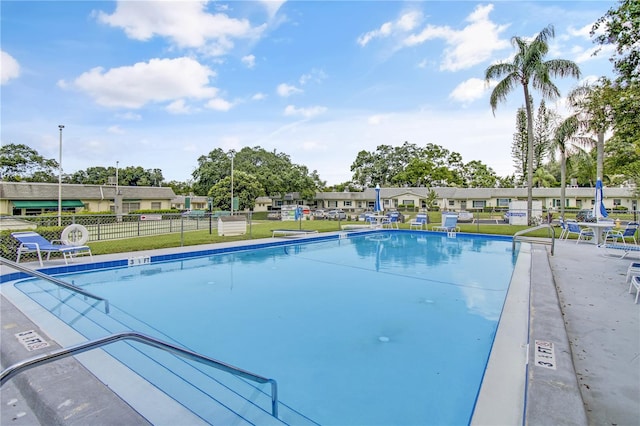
432 215 460 233
410 213 428 230
12 231 92 266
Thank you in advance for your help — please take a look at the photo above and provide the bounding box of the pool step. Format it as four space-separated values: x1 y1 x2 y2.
12 280 317 426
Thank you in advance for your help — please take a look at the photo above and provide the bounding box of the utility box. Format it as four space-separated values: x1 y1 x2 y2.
218 215 247 236
508 201 542 225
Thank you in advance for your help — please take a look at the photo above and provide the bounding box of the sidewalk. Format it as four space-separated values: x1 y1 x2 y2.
547 239 640 425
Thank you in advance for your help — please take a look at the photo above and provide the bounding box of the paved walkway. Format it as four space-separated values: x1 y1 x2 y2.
1 237 639 425
548 240 639 425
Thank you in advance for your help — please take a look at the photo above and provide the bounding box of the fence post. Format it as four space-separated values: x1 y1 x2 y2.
180 216 184 247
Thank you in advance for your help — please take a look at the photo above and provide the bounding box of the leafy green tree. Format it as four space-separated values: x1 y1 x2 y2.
166 180 194 195
66 166 113 184
207 170 264 211
0 143 58 182
461 161 499 188
485 24 581 223
193 146 321 199
591 0 639 84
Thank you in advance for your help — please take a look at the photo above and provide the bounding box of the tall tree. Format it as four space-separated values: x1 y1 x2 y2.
0 143 58 182
567 83 612 182
533 100 559 170
511 107 528 183
485 24 581 223
551 115 581 217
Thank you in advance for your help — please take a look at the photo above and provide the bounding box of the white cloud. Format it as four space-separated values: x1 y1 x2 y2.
299 68 327 86
283 105 327 118
242 54 256 68
277 83 303 97
205 97 233 111
404 4 510 71
116 112 142 121
449 78 492 105
357 10 422 46
1 50 20 84
258 0 287 20
166 99 192 114
107 125 125 134
95 0 263 55
66 57 218 108
368 114 391 125
252 92 267 101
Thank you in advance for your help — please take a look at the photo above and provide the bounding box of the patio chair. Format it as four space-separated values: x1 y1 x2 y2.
605 222 638 245
12 231 92 266
558 219 569 240
564 222 594 244
410 214 428 230
630 276 640 304
432 215 460 233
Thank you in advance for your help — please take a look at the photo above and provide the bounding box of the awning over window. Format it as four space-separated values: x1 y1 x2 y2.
12 200 85 208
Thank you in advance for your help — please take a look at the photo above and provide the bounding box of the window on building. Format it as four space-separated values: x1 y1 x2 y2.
344 201 352 207
472 200 486 209
123 202 141 213
329 201 338 208
496 198 510 207
402 200 414 206
151 202 161 210
614 199 621 206
448 200 455 207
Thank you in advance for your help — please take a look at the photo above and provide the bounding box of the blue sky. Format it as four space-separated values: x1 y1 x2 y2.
1 1 617 185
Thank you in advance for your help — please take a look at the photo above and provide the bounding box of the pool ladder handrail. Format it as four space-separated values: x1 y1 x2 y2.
0 257 110 313
0 331 279 418
512 223 555 255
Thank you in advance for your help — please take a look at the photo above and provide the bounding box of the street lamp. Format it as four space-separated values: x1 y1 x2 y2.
58 125 64 226
229 150 236 215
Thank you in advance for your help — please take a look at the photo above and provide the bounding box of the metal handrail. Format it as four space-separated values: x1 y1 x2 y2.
512 223 556 255
0 257 110 313
0 331 279 418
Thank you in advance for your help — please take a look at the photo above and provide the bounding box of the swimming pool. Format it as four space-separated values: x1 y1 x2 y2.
9 231 517 425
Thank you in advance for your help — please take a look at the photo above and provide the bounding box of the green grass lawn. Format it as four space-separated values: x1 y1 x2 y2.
87 218 564 256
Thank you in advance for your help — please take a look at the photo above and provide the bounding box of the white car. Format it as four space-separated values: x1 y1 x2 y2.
457 211 474 223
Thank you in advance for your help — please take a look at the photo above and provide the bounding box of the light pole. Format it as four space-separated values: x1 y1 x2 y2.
229 150 235 215
58 125 64 226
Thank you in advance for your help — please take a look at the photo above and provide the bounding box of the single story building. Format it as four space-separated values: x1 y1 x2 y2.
2 182 638 217
313 186 639 213
0 182 176 216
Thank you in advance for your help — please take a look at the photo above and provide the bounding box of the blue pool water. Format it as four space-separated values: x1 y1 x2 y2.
14 231 516 425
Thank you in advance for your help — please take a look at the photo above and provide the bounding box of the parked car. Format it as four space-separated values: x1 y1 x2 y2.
327 209 347 220
313 209 327 219
358 211 375 222
576 209 596 222
457 211 474 223
267 212 281 220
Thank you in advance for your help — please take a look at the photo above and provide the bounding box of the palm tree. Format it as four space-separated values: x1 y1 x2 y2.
567 81 613 182
485 24 581 224
532 167 557 188
552 115 582 218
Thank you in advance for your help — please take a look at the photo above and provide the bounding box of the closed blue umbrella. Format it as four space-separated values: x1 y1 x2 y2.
593 179 608 221
374 184 381 213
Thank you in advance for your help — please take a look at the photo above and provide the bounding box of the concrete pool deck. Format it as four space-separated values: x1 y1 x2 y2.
1 235 639 425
